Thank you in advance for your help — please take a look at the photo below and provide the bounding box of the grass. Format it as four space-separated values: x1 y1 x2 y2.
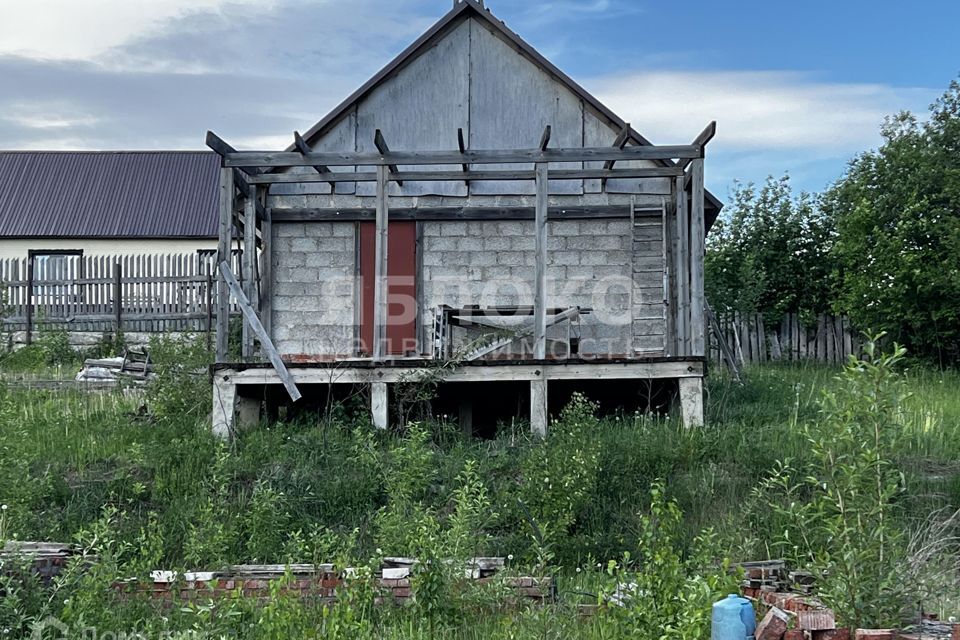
0 338 958 637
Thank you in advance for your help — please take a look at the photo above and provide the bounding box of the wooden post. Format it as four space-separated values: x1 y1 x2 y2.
205 271 213 352
689 158 706 357
25 253 34 345
216 167 233 362
113 260 122 339
373 165 389 361
533 162 548 360
530 376 547 437
260 201 273 339
242 184 257 360
675 176 689 356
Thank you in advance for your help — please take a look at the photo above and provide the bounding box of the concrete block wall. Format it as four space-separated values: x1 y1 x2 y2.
268 214 666 359
421 217 665 357
271 222 356 357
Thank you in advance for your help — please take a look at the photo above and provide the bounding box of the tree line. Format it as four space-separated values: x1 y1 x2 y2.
706 78 960 366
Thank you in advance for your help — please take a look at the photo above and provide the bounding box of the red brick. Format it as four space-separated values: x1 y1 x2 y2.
952 624 959 640
393 588 411 598
757 607 790 640
854 630 897 640
785 630 805 640
224 580 235 590
799 610 836 631
814 628 850 640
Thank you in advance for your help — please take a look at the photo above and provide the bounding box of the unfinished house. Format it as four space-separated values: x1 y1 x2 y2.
207 0 721 438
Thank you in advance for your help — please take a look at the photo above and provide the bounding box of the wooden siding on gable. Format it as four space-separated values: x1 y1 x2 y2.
466 18 584 196
292 14 672 200
355 19 471 198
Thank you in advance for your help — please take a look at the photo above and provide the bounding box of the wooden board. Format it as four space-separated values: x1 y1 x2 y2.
467 18 583 195
354 19 470 198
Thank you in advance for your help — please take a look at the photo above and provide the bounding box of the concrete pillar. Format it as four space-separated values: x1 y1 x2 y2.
236 395 261 431
371 382 388 430
459 398 473 437
530 377 547 437
678 376 704 428
212 374 237 439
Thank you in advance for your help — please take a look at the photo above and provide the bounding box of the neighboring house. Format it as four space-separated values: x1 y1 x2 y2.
207 0 721 435
0 151 220 264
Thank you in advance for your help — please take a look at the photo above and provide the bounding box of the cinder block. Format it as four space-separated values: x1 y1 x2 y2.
457 237 485 252
304 222 334 237
549 220 579 236
511 236 536 250
550 251 580 266
497 252 525 266
275 223 305 237
290 238 318 252
498 221 527 236
440 222 468 236
579 251 607 266
483 236 510 251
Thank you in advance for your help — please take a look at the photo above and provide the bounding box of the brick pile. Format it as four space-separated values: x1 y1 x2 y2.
114 557 552 606
737 560 959 640
0 541 82 586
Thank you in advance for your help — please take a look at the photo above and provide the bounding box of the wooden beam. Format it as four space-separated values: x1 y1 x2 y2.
220 358 707 385
242 184 257 360
533 162 548 360
222 144 703 169
215 167 232 362
538 125 551 151
373 129 403 186
689 158 706 357
246 165 684 184
601 123 631 188
219 261 302 402
372 165 389 361
260 193 272 339
270 205 669 222
678 121 717 170
293 131 335 187
675 175 689 356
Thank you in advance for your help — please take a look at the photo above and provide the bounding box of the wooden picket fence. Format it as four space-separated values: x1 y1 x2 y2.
0 252 240 342
709 311 860 367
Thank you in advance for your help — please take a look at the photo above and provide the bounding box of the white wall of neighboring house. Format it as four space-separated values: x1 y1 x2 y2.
0 238 217 261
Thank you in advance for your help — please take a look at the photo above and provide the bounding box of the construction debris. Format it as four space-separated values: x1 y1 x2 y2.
76 348 154 383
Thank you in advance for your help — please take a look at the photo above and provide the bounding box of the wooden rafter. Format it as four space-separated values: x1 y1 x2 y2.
373 129 403 186
293 131 335 188
601 123 631 188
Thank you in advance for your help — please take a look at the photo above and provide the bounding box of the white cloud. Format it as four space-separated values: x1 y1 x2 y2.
588 70 934 151
0 0 275 61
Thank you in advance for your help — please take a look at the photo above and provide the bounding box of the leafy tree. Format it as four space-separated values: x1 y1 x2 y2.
705 175 835 321
826 79 960 364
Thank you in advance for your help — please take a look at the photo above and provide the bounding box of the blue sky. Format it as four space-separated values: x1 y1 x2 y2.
1 0 957 201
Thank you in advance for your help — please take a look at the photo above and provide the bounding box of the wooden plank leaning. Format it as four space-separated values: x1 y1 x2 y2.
219 261 302 402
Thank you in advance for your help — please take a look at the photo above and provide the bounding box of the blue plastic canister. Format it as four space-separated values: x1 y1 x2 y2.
711 594 757 640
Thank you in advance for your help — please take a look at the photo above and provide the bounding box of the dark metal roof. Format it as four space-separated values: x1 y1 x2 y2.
0 151 219 239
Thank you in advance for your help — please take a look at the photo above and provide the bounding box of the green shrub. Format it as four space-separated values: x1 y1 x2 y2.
758 336 911 628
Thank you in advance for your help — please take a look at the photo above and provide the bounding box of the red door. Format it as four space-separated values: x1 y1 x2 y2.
359 221 418 356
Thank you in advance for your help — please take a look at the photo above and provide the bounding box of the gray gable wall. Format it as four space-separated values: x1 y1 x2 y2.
270 15 668 203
